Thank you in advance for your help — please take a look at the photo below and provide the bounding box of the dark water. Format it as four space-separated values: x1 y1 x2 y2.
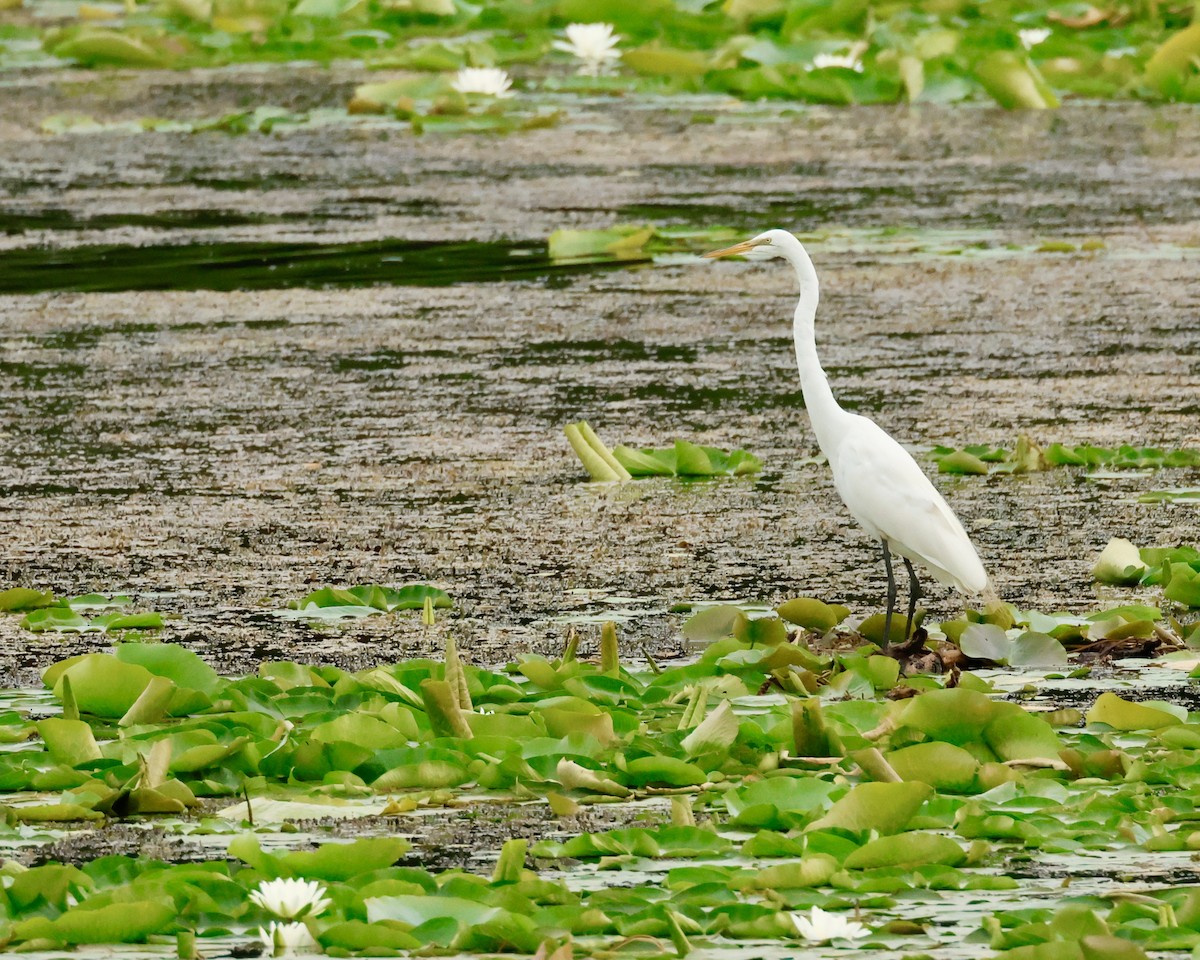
0 238 627 295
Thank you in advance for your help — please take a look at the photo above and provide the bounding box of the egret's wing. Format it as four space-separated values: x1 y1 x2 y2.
830 418 987 592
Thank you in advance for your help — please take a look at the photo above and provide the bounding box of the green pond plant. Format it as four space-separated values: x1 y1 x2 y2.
277 583 452 621
1093 539 1200 609
931 439 1200 475
13 0 1200 112
1 612 1199 954
0 590 165 633
564 421 761 481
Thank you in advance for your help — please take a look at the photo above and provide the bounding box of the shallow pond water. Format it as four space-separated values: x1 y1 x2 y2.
0 73 1199 957
0 83 1197 681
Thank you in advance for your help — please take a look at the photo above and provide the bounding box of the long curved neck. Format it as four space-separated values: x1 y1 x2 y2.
782 236 850 456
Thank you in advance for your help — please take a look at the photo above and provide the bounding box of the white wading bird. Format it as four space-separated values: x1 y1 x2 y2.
704 229 990 643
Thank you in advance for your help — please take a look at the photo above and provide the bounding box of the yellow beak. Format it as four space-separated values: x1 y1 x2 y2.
701 238 769 259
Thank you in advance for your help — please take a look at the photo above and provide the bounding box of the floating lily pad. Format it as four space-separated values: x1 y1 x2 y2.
1092 538 1147 586
843 831 966 869
0 587 57 611
279 582 451 620
681 604 743 642
13 901 176 943
808 781 932 835
612 439 762 478
960 624 1067 666
51 29 164 66
885 742 979 791
47 654 157 718
548 225 657 262
725 776 838 829
776 597 850 632
1086 692 1185 730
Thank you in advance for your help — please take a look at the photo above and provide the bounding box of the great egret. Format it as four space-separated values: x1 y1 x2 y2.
703 229 989 643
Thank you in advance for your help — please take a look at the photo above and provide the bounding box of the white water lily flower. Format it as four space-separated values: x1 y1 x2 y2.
552 22 621 75
249 878 331 919
257 921 319 956
1018 27 1052 49
450 67 514 98
791 905 871 942
810 52 864 72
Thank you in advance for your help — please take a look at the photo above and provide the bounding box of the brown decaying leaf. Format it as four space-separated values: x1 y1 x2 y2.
1047 6 1114 27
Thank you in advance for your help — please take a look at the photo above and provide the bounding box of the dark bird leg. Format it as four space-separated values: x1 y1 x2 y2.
902 557 922 640
881 540 896 646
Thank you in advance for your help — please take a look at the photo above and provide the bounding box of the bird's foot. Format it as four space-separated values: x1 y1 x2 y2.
881 626 931 664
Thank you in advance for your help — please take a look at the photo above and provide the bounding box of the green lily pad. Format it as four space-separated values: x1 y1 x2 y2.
611 439 762 478
885 742 979 791
13 901 175 943
310 712 410 749
281 837 410 880
36 718 102 765
937 449 991 474
20 607 89 632
725 776 838 829
842 831 966 869
385 583 453 611
681 700 738 757
48 655 157 718
548 225 656 261
67 593 132 610
984 709 1061 761
808 781 932 834
1163 563 1200 607
1145 23 1200 95
0 587 57 611
744 855 839 889
1009 632 1068 667
733 613 789 645
623 756 708 787
776 597 850 632
612 445 675 477
52 29 164 67
960 623 1010 661
898 688 998 743
622 45 709 76
319 921 423 952
366 894 500 927
116 642 220 695
681 605 743 643
1086 692 1185 730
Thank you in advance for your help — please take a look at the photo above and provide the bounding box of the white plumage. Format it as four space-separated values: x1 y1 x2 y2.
705 229 989 640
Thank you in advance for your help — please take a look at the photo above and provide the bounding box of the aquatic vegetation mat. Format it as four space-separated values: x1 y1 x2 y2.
11 0 1200 109
0 584 1198 955
930 439 1200 475
1093 540 1200 608
565 421 761 482
0 590 165 634
275 583 452 622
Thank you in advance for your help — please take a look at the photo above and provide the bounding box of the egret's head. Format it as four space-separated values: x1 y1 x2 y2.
702 229 790 262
